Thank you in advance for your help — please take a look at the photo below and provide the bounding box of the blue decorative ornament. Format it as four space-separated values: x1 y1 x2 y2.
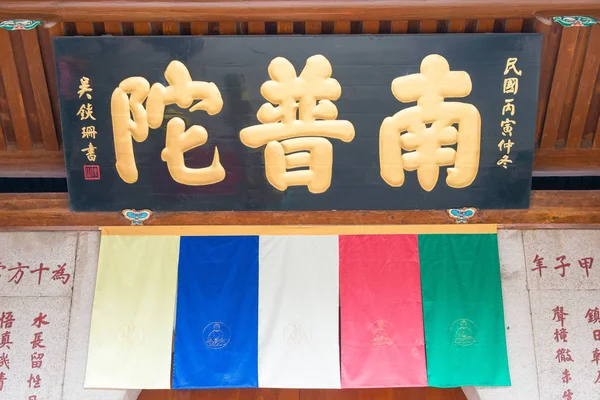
121 209 152 225
447 207 477 224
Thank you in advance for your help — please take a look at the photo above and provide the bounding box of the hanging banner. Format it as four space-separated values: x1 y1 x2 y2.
87 225 510 390
54 34 542 211
419 233 511 387
340 234 427 387
258 236 341 388
172 236 259 389
85 235 179 389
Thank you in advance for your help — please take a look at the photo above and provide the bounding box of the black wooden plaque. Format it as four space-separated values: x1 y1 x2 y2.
54 34 542 211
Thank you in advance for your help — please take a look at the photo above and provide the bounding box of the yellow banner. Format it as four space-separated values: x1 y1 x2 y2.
85 235 179 389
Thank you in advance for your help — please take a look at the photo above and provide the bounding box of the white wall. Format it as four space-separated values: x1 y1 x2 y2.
3 229 596 399
471 230 600 400
0 231 139 400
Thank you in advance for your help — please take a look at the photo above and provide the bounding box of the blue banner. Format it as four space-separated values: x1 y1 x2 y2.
173 236 259 388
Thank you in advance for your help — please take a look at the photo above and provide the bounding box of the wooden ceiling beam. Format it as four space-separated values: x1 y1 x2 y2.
0 0 599 23
0 150 65 178
533 149 600 176
0 191 599 229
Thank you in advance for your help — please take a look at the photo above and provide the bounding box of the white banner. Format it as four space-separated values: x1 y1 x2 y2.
258 236 341 388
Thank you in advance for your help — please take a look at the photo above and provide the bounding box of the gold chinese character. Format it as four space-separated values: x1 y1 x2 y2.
78 76 93 99
81 126 97 139
498 139 514 154
379 54 481 192
504 58 522 76
81 142 97 162
161 117 225 186
240 55 355 194
111 60 225 185
146 60 223 128
503 78 519 95
76 103 96 121
502 99 515 116
497 154 512 169
501 118 515 136
111 77 150 183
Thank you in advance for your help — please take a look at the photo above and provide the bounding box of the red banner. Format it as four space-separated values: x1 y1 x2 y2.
339 235 427 388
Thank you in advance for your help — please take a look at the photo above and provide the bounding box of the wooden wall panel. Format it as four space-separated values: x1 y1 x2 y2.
163 22 180 35
589 69 600 149
0 30 32 150
219 22 237 35
37 24 63 146
0 59 8 150
305 21 322 34
74 22 94 35
105 21 123 35
505 18 523 32
297 388 466 400
190 22 208 35
476 19 494 33
277 22 293 34
10 31 43 147
448 20 466 33
541 27 579 149
567 25 600 148
134 22 152 35
334 21 351 34
535 21 561 146
138 388 466 400
248 22 265 35
391 20 408 34
419 20 437 33
362 21 379 34
21 28 59 150
595 114 600 148
557 27 590 146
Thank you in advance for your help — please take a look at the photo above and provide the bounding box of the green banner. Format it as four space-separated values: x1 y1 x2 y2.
419 234 510 387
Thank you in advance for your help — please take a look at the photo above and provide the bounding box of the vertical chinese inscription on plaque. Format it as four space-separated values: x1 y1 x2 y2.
497 57 521 169
77 76 101 180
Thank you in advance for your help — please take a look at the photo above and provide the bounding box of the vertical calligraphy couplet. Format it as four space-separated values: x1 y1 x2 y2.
77 76 99 166
0 298 70 399
531 290 600 398
497 57 521 169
